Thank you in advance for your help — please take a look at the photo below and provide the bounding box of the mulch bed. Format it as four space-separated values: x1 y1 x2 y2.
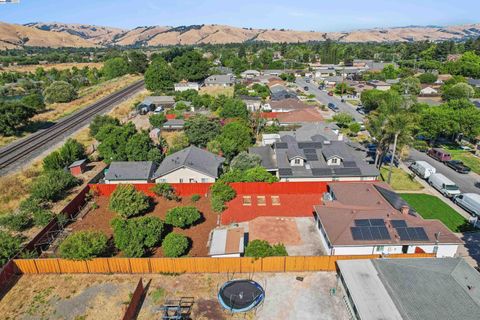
68 194 219 257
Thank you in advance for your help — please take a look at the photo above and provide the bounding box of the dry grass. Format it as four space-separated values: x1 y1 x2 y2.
109 89 149 120
3 62 103 73
199 86 234 97
33 74 142 122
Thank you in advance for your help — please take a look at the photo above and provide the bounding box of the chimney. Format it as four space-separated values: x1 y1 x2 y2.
401 205 409 215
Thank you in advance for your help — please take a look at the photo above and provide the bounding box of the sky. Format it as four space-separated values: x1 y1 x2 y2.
0 0 479 31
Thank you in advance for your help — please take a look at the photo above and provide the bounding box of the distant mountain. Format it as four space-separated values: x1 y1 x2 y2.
0 21 479 49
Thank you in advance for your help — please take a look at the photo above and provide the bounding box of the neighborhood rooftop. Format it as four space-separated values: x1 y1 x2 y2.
104 161 156 182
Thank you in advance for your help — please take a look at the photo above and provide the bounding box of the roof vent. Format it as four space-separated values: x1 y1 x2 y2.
401 205 409 215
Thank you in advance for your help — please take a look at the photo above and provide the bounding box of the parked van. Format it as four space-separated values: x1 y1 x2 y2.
409 161 436 179
454 193 480 216
427 148 452 162
428 173 461 198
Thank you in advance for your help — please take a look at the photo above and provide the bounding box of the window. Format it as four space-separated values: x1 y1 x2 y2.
242 196 252 206
257 196 266 206
294 158 301 165
375 246 384 252
179 178 184 183
271 196 280 206
331 158 338 164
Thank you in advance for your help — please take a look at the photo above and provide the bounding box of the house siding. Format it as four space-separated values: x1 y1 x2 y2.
155 167 216 183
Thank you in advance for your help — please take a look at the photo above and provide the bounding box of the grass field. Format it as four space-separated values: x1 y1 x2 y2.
199 86 234 97
400 193 475 232
380 167 424 191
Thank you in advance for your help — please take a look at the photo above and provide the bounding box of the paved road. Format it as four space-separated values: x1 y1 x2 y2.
295 78 363 122
406 149 480 194
0 80 145 176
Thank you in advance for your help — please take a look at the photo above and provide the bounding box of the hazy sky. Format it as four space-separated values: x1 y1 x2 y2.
1 0 478 31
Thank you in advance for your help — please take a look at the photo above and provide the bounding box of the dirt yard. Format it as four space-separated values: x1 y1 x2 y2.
0 272 349 320
69 194 219 257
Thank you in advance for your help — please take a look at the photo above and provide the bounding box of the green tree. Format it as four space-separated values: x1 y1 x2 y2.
219 98 249 120
442 83 475 101
151 183 180 201
162 233 189 257
165 206 201 228
332 112 354 128
59 231 108 260
103 57 129 79
348 122 361 135
396 76 421 95
0 231 22 266
43 81 77 104
126 51 148 74
0 100 36 135
216 121 254 160
109 184 150 218
145 58 176 92
360 89 387 112
230 152 262 171
418 72 438 84
111 216 164 257
210 181 236 212
125 132 163 163
184 115 221 148
244 240 288 258
21 92 45 112
30 170 80 202
0 212 32 232
89 115 120 137
172 50 209 81
381 64 399 79
43 138 86 171
149 113 167 128
168 133 189 154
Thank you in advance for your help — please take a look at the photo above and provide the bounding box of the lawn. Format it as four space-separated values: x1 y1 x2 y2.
199 86 234 97
380 167 424 191
445 148 480 175
400 193 475 232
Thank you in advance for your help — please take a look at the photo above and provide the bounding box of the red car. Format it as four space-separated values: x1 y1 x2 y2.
327 91 334 96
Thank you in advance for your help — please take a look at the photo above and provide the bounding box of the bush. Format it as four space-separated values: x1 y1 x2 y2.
109 185 150 218
162 233 189 257
191 194 201 202
244 240 288 258
33 209 54 227
413 140 429 152
0 212 32 231
0 231 22 265
151 183 180 201
43 81 77 104
59 231 108 260
18 197 54 226
348 122 361 135
111 216 164 257
210 182 236 213
30 170 80 202
43 138 86 171
89 115 120 138
418 72 438 84
149 113 167 128
165 206 201 228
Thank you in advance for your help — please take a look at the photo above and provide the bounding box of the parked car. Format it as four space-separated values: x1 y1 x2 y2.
327 103 338 111
427 148 452 162
446 160 471 174
328 91 334 96
454 193 480 216
304 86 309 91
153 106 163 114
428 173 461 198
409 161 436 179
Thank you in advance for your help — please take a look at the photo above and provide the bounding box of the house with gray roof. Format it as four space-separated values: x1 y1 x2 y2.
204 74 235 87
249 134 378 182
337 258 480 320
162 119 185 131
153 146 225 183
104 161 157 184
138 96 175 111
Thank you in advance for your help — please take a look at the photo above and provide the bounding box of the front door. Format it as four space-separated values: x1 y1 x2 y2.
402 245 409 254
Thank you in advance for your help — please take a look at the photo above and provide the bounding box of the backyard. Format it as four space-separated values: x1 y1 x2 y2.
380 167 424 191
400 193 475 233
0 272 349 320
68 193 217 257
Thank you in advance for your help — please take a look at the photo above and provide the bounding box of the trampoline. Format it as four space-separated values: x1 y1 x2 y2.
218 279 265 313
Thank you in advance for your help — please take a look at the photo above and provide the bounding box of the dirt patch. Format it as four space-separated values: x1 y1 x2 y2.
249 217 302 245
69 194 219 257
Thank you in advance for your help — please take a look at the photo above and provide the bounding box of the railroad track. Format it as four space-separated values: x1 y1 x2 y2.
0 79 145 172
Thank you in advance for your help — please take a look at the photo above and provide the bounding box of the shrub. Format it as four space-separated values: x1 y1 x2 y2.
149 113 167 128
89 115 120 138
0 212 32 231
413 140 429 152
244 240 288 258
32 209 54 227
109 185 150 218
191 194 201 202
59 231 108 260
210 181 236 212
151 183 180 201
0 231 22 265
30 170 80 202
165 206 201 228
111 216 164 257
43 81 77 104
43 139 86 171
162 233 189 257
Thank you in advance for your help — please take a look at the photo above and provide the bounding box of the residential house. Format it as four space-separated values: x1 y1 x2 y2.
269 84 297 101
162 119 185 131
153 146 225 183
104 161 157 184
204 74 235 87
323 76 344 87
279 122 340 143
314 67 336 79
337 258 480 320
419 86 439 96
265 98 310 113
240 69 261 79
249 134 379 182
238 95 263 112
314 182 462 257
174 81 199 92
275 109 324 126
138 96 176 112
208 227 246 257
353 59 398 72
367 80 391 91
263 69 285 77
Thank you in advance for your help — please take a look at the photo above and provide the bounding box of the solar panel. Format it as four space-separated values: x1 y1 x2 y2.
369 219 385 226
360 227 373 240
407 227 418 240
396 227 410 240
351 227 363 240
370 226 381 240
354 219 370 227
298 142 323 149
303 148 318 154
378 227 391 240
334 167 362 176
343 161 358 168
311 168 333 176
391 220 408 228
305 154 319 161
413 227 429 241
278 168 293 176
275 143 288 149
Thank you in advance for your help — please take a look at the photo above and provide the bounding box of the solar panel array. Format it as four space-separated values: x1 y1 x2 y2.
343 161 358 168
278 168 293 176
351 219 391 241
334 167 362 176
390 220 408 228
298 142 323 149
311 168 333 176
275 143 288 149
390 220 429 241
304 149 319 161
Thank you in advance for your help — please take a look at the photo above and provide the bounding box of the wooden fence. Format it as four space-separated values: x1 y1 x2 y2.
13 254 434 275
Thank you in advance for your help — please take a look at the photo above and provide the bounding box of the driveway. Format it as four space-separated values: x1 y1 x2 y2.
295 78 363 122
